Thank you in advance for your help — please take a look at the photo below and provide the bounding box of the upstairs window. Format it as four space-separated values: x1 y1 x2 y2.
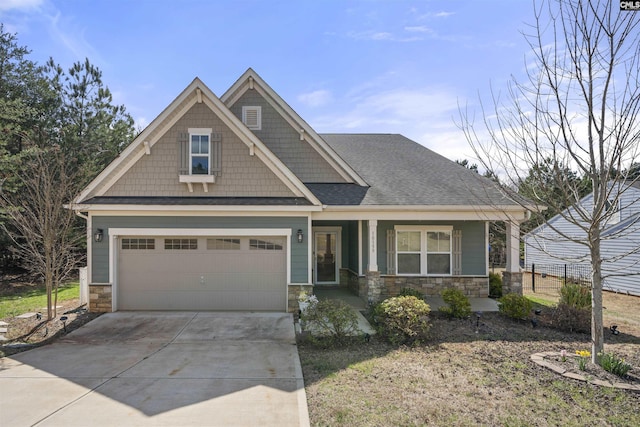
189 129 211 175
242 106 261 130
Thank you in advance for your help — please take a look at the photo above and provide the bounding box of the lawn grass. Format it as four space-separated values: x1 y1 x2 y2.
526 294 557 307
299 293 640 426
0 282 79 319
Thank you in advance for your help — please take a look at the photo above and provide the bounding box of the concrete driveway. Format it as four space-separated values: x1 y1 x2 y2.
0 312 310 427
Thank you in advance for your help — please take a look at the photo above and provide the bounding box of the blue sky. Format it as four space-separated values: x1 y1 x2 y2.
0 0 535 161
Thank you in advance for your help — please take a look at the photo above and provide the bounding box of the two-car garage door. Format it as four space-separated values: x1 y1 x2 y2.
117 236 287 311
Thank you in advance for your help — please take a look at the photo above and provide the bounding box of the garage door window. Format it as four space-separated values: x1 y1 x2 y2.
122 238 155 250
249 238 284 250
164 238 198 250
207 238 241 250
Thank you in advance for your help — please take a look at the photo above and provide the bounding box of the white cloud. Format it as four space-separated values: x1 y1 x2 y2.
306 80 475 160
434 11 455 18
404 26 434 34
48 11 103 63
0 0 43 12
297 90 332 108
347 30 421 43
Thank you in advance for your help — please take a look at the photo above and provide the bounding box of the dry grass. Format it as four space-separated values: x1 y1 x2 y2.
299 292 640 426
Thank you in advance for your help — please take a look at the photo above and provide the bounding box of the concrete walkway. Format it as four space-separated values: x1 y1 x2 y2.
0 312 310 427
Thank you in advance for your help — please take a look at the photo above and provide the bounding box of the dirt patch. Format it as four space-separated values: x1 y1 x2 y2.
0 278 100 357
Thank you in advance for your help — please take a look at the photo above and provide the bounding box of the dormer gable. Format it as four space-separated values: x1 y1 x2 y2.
74 77 322 206
221 69 367 186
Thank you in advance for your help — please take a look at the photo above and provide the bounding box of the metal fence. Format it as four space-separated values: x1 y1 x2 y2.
523 263 592 293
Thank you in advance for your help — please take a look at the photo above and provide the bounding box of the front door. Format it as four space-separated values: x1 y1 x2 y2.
314 228 340 284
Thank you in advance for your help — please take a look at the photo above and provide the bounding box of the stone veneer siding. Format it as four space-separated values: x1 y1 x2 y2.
89 285 113 313
347 275 490 302
502 271 523 295
382 276 489 300
287 284 314 313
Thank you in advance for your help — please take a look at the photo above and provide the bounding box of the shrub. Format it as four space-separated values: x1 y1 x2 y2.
550 302 591 333
559 282 591 309
489 272 503 298
301 299 360 343
598 352 632 378
498 294 533 320
439 288 472 319
398 287 425 300
373 296 431 345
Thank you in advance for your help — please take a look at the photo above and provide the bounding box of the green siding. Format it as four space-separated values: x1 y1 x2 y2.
91 216 309 283
377 220 487 276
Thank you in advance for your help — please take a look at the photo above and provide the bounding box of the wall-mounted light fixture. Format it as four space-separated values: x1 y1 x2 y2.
94 229 104 243
297 229 304 244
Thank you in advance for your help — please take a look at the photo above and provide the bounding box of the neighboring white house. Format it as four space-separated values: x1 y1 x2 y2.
524 182 640 296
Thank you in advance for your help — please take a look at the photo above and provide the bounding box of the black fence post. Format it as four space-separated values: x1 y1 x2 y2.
564 264 567 286
532 263 535 293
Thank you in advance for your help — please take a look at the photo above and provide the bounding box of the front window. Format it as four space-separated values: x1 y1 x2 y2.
426 231 451 274
190 133 209 175
397 231 421 274
396 227 452 275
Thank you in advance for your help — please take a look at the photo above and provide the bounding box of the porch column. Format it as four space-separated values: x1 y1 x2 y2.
368 219 378 271
503 220 523 295
366 219 382 304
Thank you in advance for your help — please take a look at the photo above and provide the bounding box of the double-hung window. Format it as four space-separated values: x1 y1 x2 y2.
189 128 211 175
396 226 452 275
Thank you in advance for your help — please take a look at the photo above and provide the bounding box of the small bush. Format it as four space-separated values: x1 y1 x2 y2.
498 294 533 320
489 272 503 298
439 288 472 319
301 299 360 344
559 282 591 309
598 352 632 378
373 296 431 345
550 302 591 333
398 287 425 300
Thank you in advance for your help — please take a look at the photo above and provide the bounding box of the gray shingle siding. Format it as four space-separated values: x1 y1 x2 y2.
91 216 309 284
229 90 347 183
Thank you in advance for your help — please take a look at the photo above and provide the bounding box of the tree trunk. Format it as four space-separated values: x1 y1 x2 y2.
589 227 604 364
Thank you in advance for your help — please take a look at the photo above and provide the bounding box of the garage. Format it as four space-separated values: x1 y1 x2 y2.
116 235 287 311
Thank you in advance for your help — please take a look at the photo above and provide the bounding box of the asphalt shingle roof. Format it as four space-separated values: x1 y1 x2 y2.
318 133 517 206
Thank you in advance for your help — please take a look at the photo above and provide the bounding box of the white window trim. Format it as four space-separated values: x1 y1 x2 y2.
242 106 262 130
395 225 453 276
188 128 212 175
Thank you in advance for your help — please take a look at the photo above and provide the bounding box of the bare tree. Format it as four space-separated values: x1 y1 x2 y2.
0 146 84 320
459 0 640 362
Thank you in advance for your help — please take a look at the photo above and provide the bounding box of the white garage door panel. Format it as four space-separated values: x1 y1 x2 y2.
118 236 286 311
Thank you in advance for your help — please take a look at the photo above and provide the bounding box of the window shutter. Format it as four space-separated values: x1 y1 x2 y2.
177 132 189 175
386 229 396 275
452 229 462 275
211 133 222 176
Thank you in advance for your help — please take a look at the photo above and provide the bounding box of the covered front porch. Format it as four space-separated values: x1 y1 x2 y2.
309 217 523 305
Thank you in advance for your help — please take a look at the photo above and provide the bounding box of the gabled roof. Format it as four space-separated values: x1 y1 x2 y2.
319 134 521 208
74 77 322 207
221 68 367 186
